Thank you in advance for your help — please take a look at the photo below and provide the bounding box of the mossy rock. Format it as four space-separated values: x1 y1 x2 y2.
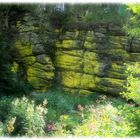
32 44 46 54
96 85 124 95
31 62 54 71
109 36 128 48
109 38 124 49
63 87 94 95
107 71 127 79
96 77 125 88
56 40 83 49
84 59 110 76
59 31 79 40
27 64 54 90
98 49 130 61
84 41 96 49
83 52 99 74
36 54 51 65
61 71 82 88
15 41 33 57
80 74 96 89
22 56 36 65
130 53 140 61
27 66 54 79
55 51 83 71
57 50 84 58
85 31 95 42
61 71 96 89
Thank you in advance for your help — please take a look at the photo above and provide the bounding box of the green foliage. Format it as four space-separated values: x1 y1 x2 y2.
124 4 140 37
0 97 13 122
46 93 139 137
46 4 127 29
73 104 131 137
0 91 139 137
48 9 71 28
0 4 33 96
120 63 140 104
120 105 140 136
50 93 140 137
0 122 5 136
0 96 47 137
33 90 139 137
34 90 83 112
33 89 100 123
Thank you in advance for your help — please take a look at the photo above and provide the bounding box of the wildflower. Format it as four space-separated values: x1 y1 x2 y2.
77 104 84 112
7 117 16 134
43 99 48 106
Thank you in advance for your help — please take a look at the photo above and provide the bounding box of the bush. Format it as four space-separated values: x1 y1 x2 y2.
9 97 48 136
48 95 136 137
0 97 13 122
120 105 140 136
0 96 48 137
0 122 4 136
50 98 138 137
120 63 140 104
73 103 132 137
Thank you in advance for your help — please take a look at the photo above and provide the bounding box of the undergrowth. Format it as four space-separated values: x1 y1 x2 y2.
0 89 139 137
32 89 140 137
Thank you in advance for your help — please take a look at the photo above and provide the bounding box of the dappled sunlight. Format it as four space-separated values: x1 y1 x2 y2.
0 3 139 138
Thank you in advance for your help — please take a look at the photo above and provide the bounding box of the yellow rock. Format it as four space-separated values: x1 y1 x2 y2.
84 41 96 49
56 40 83 48
15 41 32 57
61 71 81 88
61 71 96 89
55 51 83 71
81 74 96 89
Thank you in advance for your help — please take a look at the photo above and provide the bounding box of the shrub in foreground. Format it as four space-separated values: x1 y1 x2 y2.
73 104 132 137
0 96 48 137
121 63 140 104
51 97 139 137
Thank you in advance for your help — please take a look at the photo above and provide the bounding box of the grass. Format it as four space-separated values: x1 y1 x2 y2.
0 88 139 137
31 89 140 137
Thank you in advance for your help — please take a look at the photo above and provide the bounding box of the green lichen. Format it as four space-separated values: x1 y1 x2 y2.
98 77 125 88
108 49 130 60
15 41 33 57
111 63 125 72
108 71 126 79
56 39 83 49
84 41 96 49
54 30 133 95
81 74 96 89
22 56 36 65
83 52 99 74
55 51 83 71
61 71 81 88
79 89 94 95
61 71 96 89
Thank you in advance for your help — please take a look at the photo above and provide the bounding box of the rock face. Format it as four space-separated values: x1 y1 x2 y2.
11 15 55 91
55 24 140 95
11 19 140 95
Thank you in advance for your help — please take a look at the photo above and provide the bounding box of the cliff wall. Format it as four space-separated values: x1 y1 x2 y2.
12 20 140 95
55 23 140 95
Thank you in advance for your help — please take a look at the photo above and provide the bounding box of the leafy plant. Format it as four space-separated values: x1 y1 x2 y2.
44 92 136 137
0 96 13 122
120 105 140 136
9 97 48 136
73 103 132 137
120 63 140 104
0 96 48 137
0 122 4 136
